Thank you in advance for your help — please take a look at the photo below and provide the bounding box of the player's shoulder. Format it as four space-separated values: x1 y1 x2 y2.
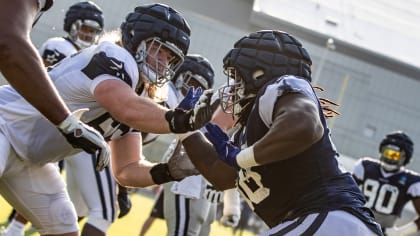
262 75 316 102
95 41 133 62
400 167 420 179
40 37 76 54
354 157 379 169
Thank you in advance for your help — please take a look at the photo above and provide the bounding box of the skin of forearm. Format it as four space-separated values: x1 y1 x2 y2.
0 36 69 124
182 132 237 190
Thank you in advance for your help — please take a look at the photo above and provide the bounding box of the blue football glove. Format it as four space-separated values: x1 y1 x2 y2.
177 87 202 110
204 123 241 170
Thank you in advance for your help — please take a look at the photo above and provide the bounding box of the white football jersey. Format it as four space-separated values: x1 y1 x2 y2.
0 41 140 165
39 37 78 65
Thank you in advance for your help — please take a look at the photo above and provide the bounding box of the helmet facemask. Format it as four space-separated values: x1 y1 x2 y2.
69 19 103 49
176 71 210 96
380 144 406 172
219 67 257 120
136 37 184 87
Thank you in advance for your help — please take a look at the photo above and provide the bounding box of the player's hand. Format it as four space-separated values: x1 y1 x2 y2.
117 186 132 218
167 140 200 180
177 87 202 110
203 184 224 203
57 109 110 171
165 89 214 133
204 123 241 170
220 215 240 228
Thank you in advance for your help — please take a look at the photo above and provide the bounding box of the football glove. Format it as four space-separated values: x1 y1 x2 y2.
57 109 110 171
204 123 241 170
177 87 202 110
165 88 214 133
150 139 199 184
117 186 132 218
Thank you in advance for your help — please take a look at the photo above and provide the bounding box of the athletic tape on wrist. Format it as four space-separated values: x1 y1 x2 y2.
236 146 258 169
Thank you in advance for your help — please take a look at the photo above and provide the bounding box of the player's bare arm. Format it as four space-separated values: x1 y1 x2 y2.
110 133 157 187
254 92 323 164
0 0 70 125
413 198 420 228
182 132 238 190
94 79 172 134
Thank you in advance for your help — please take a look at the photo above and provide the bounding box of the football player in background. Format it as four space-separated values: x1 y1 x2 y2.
0 3 212 236
353 131 420 236
178 30 384 235
39 1 104 67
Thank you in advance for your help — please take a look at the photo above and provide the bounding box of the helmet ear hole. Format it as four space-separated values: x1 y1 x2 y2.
252 70 264 80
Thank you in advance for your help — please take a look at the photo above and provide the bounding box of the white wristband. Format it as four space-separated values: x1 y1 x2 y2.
178 131 199 141
236 146 258 169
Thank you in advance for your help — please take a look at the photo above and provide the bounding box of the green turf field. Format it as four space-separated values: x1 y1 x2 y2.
0 191 254 236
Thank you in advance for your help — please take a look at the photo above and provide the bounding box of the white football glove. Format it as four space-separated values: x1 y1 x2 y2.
57 109 110 171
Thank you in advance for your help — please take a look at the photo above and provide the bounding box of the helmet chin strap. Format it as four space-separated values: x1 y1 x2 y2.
381 162 400 172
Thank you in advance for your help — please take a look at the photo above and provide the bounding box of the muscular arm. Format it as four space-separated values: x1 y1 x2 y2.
413 198 420 229
94 79 172 134
182 132 238 190
0 0 70 124
110 133 157 187
253 92 324 164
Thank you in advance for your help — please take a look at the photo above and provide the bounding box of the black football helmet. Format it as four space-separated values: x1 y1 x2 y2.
219 30 312 116
379 131 414 171
64 1 104 49
172 54 214 95
121 3 191 87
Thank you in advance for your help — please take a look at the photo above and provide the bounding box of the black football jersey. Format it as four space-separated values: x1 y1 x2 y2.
353 157 420 217
234 75 368 228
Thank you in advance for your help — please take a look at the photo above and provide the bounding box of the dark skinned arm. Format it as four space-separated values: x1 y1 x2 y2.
252 92 324 165
182 132 238 190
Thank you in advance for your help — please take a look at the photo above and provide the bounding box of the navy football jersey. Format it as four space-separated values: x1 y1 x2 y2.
353 157 420 217
234 75 370 228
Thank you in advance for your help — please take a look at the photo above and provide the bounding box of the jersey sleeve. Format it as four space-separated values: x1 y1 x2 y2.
81 41 139 94
38 37 77 65
258 75 318 127
407 179 420 198
352 158 365 181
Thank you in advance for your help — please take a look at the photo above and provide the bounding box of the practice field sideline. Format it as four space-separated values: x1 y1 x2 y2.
0 191 254 236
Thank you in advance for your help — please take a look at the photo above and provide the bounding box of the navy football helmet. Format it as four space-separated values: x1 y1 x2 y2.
121 3 191 87
64 1 104 49
379 131 414 171
172 54 214 95
219 30 312 116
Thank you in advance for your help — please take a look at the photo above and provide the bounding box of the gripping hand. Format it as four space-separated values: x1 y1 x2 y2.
204 123 241 170
165 88 214 133
167 140 200 180
57 109 110 171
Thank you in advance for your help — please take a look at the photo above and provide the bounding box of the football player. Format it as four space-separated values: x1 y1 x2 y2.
3 3 109 236
39 1 104 67
0 3 212 236
353 131 420 236
0 0 108 167
178 30 384 235
161 55 233 236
